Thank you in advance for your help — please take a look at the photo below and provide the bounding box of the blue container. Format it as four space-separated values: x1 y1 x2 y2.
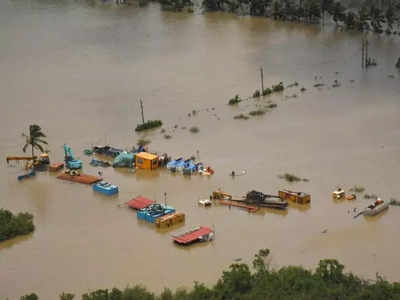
137 204 175 223
93 181 119 196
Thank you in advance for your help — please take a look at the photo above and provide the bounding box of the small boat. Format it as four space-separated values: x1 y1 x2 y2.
363 198 389 216
93 181 119 195
17 170 36 181
198 199 212 206
332 188 345 199
172 226 214 245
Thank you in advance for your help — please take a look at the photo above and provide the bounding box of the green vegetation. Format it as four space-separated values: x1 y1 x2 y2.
233 114 249 120
272 82 284 92
262 88 272 96
23 248 400 299
364 193 378 200
202 0 400 34
137 138 151 147
249 109 266 116
135 120 163 132
349 185 365 193
0 209 35 242
20 294 39 300
189 126 199 133
22 124 48 158
266 103 277 109
278 173 308 183
228 95 242 105
253 90 261 98
160 0 192 11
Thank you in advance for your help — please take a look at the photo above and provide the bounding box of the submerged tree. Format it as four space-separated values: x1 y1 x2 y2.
22 124 48 158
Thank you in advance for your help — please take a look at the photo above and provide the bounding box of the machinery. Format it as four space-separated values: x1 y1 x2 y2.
64 144 82 169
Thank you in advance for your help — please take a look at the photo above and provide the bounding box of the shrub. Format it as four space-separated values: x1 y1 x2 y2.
253 90 261 98
0 209 34 242
20 294 39 300
249 109 266 116
272 82 284 92
135 120 162 132
59 293 75 300
262 88 272 96
233 114 249 120
228 95 242 105
137 138 151 147
349 185 365 193
189 126 199 133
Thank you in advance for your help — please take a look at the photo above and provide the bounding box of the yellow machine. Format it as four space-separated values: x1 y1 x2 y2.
135 152 159 170
155 212 185 228
211 190 232 200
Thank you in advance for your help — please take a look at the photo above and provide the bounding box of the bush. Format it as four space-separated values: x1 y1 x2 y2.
272 82 284 92
228 95 242 105
0 209 34 242
20 294 39 300
249 109 266 116
262 88 272 96
253 90 261 98
135 120 162 132
349 185 365 193
59 292 75 300
189 126 199 133
137 138 151 147
233 114 249 120
278 173 308 183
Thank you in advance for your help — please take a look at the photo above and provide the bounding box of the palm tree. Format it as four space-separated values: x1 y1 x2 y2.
22 124 48 158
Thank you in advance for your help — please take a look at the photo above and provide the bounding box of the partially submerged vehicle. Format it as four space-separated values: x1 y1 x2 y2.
93 145 123 158
198 199 212 207
167 157 183 172
93 181 119 196
278 189 311 204
90 158 111 168
17 170 35 181
198 166 214 176
137 203 175 223
363 198 389 216
64 144 82 169
245 190 288 209
155 212 185 228
332 188 345 199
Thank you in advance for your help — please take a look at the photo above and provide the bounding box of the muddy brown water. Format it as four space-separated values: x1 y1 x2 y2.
1 1 400 299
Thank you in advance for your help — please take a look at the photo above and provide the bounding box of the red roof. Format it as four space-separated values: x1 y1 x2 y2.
173 226 213 245
128 196 155 210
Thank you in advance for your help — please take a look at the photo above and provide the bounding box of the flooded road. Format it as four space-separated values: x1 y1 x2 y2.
1 0 400 298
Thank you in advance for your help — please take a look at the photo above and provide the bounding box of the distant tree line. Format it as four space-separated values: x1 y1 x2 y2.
0 209 35 242
200 0 400 34
20 248 400 300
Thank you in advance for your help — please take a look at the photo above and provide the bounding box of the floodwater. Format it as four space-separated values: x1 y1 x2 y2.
1 0 400 298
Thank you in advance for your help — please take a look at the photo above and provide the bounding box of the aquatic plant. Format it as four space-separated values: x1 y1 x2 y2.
272 82 284 92
189 126 199 133
262 88 272 96
249 109 266 116
278 173 308 183
233 114 249 120
135 120 163 132
228 95 242 105
349 185 365 193
0 209 35 242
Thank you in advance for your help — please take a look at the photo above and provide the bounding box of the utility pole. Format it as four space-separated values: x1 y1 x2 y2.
361 37 365 69
164 192 167 206
139 98 145 124
365 38 369 68
260 67 264 93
